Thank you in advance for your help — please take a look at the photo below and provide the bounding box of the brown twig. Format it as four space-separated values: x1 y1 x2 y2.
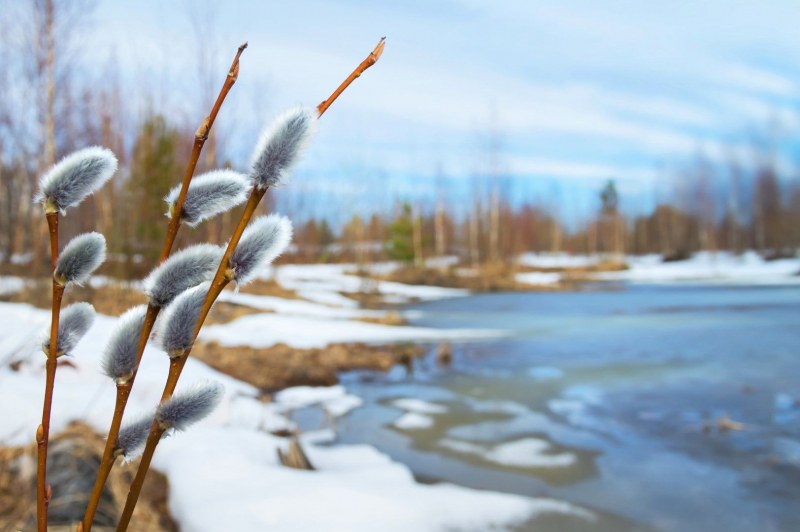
82 42 248 532
158 41 248 262
37 211 64 532
317 36 385 116
116 37 385 531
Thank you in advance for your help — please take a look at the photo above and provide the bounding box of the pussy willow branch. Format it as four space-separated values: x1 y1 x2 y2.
317 36 384 115
82 42 248 532
36 210 63 532
116 37 385 532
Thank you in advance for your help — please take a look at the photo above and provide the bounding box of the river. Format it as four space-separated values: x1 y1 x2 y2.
325 284 800 531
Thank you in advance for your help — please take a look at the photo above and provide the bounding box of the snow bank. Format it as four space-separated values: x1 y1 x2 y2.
265 263 468 305
518 253 601 269
596 251 800 284
154 427 591 532
516 272 561 286
218 291 385 319
200 313 501 349
519 251 800 285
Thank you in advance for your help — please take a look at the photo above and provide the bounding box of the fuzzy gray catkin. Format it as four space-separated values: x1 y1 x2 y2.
54 232 106 286
250 107 318 189
143 244 222 308
42 302 95 357
154 282 211 356
156 381 224 431
164 170 250 227
34 146 118 213
228 214 292 286
115 415 153 460
101 305 147 383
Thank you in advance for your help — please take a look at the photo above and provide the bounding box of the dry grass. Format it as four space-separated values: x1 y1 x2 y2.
0 423 176 532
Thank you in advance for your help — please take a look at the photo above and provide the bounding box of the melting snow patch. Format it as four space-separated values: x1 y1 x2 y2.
274 385 363 418
440 437 577 469
486 438 577 468
392 398 448 414
200 313 502 349
516 272 561 286
394 412 435 430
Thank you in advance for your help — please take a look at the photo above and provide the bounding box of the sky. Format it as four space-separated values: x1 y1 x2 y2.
85 0 800 222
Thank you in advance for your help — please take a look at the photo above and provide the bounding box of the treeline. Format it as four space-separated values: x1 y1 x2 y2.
2 1 799 277
290 163 800 266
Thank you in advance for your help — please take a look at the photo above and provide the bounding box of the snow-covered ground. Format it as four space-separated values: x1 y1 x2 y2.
516 251 800 286
200 311 500 349
597 251 800 285
266 263 469 305
0 263 586 530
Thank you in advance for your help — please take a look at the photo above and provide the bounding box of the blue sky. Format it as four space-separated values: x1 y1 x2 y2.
87 0 800 222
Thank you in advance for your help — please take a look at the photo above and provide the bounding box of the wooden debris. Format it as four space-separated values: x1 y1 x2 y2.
277 437 315 471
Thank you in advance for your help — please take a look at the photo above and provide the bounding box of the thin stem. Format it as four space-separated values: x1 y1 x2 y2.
83 42 248 532
316 36 385 116
117 38 385 530
37 211 63 532
158 41 248 263
115 424 166 531
81 382 128 529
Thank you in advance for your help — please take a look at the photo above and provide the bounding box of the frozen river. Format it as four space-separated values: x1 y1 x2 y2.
332 284 800 531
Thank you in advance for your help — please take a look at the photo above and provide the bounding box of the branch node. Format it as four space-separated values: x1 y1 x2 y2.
195 117 211 141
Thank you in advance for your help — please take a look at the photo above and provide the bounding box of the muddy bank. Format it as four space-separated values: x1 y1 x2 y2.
369 261 627 294
192 341 424 393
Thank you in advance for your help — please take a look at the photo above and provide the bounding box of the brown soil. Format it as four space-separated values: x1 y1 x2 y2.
244 278 301 300
374 263 550 292
203 301 264 325
0 422 176 532
192 341 424 393
0 278 298 320
356 310 407 326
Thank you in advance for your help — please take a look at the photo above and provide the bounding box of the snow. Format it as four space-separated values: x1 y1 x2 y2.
516 271 561 285
266 263 469 305
155 427 591 532
391 398 447 430
325 394 364 417
518 253 600 269
486 438 577 468
0 301 592 531
518 251 800 285
275 385 363 417
217 291 384 319
596 251 800 284
440 437 577 469
392 398 448 414
393 412 435 430
200 313 501 349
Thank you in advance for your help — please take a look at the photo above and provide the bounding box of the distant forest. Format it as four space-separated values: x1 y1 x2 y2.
2 1 799 277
